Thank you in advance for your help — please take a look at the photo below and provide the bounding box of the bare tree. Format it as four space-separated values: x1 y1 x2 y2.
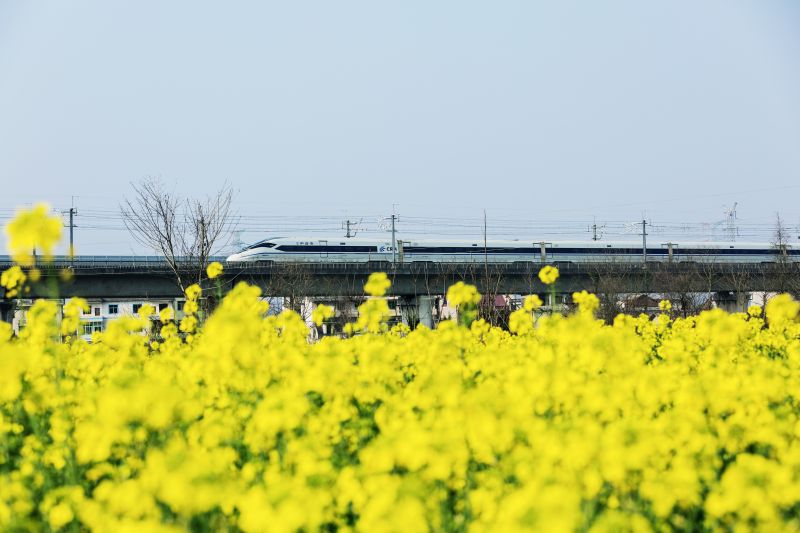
771 212 798 295
256 263 318 321
586 262 627 323
121 178 235 292
657 263 709 318
774 213 790 263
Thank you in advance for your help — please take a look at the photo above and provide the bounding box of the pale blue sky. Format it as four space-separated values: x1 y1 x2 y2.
1 1 799 253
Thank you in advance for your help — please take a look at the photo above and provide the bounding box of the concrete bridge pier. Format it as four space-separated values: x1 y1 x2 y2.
398 296 435 329
715 291 750 313
417 296 434 329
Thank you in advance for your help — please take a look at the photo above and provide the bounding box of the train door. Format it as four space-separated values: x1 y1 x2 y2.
319 240 328 258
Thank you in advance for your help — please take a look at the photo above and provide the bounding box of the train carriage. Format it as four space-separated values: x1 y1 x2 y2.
225 237 797 264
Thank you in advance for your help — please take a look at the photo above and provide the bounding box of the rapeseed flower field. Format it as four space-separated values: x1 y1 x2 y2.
2 205 800 532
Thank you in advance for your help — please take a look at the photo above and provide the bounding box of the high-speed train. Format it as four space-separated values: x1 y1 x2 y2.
225 236 798 263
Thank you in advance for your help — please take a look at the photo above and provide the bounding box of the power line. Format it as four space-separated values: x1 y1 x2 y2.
4 202 800 252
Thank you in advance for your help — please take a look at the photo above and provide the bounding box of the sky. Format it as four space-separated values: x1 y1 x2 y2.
1 1 800 254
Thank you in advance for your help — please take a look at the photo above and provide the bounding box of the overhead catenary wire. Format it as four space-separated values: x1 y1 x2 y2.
2 202 800 255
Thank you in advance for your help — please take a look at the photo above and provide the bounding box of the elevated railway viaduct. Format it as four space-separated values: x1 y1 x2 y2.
2 257 800 324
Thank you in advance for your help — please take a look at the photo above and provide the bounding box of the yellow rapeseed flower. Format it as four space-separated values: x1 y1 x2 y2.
1 266 26 297
4 204 63 266
352 298 391 333
185 284 202 301
508 307 534 335
364 272 391 297
523 294 543 311
47 502 73 529
311 304 335 327
659 300 672 312
765 294 799 327
183 300 199 315
446 281 481 307
179 315 198 333
61 298 88 336
572 290 599 315
206 261 224 279
538 265 559 285
3 247 800 532
159 306 174 323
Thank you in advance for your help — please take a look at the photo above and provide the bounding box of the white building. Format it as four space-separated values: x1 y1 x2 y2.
9 297 188 341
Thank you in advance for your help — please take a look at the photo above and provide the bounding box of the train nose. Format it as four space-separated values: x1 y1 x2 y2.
226 252 244 262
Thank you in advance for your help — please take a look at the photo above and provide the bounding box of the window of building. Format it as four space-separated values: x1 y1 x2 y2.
158 303 168 311
108 304 118 314
94 307 100 317
132 303 142 314
176 300 185 311
82 322 103 335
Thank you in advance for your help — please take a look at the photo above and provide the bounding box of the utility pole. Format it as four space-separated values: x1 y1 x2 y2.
391 214 397 264
724 202 738 241
642 219 648 263
63 198 77 265
483 209 489 282
343 218 362 238
69 207 76 256
588 217 604 241
483 210 488 261
483 209 491 322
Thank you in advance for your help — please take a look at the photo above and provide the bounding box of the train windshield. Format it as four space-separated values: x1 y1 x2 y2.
243 240 277 251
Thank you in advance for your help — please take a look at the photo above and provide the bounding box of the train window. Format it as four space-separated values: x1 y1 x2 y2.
472 244 478 246
340 243 346 245
606 245 612 247
246 242 275 250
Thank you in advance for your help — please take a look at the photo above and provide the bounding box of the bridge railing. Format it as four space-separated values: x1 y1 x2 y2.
1 256 797 276
0 255 228 269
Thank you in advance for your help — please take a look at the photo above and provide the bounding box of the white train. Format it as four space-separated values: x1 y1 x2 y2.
225 236 797 263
